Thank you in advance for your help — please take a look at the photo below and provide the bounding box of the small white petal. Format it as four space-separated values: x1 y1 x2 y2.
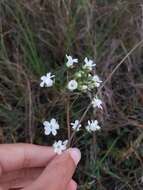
52 129 57 136
43 121 49 126
41 76 46 80
73 59 78 63
40 82 44 87
46 72 55 78
50 118 59 129
63 140 68 146
44 126 51 135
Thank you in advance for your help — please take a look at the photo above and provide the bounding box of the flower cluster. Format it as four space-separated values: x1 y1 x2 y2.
40 55 103 154
42 118 101 154
66 56 102 92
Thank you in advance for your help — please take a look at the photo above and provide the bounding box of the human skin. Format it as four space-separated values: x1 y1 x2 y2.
0 144 81 190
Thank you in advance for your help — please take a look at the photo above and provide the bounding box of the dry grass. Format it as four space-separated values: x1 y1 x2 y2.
0 0 143 189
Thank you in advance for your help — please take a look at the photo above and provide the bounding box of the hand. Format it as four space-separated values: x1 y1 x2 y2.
0 144 81 190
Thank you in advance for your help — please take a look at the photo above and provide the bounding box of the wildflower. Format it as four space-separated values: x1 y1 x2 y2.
40 72 55 87
67 80 78 91
83 57 96 70
86 120 101 132
92 97 103 109
43 118 59 136
66 55 78 68
71 120 81 131
53 140 68 154
92 75 102 87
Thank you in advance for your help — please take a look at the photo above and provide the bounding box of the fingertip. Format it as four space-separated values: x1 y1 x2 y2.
23 148 80 190
67 148 81 166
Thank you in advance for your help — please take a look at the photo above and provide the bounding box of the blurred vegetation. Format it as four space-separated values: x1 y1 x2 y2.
0 0 143 189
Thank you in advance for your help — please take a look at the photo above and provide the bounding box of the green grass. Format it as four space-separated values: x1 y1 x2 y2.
0 0 143 189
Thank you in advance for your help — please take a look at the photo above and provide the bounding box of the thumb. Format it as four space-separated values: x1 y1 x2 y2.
24 148 81 190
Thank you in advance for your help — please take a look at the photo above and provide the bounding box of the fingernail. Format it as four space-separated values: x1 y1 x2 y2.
68 148 81 165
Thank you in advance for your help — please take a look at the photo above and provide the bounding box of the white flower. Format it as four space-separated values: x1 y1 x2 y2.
92 75 102 87
71 120 81 131
67 80 78 91
83 57 96 70
92 97 103 109
43 118 59 136
86 120 101 132
40 72 55 87
66 55 78 68
53 140 68 154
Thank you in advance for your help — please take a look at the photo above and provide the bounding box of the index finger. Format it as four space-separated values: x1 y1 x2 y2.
0 143 55 174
